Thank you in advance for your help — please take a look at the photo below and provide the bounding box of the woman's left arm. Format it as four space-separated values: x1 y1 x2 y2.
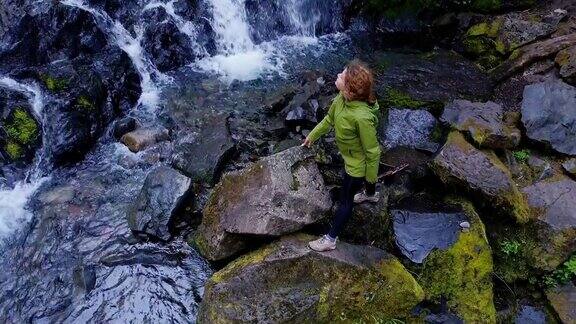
357 115 381 184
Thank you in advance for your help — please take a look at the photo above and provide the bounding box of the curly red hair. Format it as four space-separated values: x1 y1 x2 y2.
343 59 376 105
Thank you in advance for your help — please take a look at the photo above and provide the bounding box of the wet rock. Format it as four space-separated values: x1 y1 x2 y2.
194 146 332 261
392 207 468 264
198 234 424 323
120 126 170 153
441 100 520 149
526 155 554 182
555 45 576 85
141 10 196 72
563 158 576 176
546 282 576 324
0 4 108 71
112 117 136 139
430 131 529 223
521 80 576 156
127 166 192 241
383 108 441 153
172 113 235 185
521 177 576 270
417 198 496 323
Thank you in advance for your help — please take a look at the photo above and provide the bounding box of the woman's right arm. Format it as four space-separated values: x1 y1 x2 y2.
305 94 339 144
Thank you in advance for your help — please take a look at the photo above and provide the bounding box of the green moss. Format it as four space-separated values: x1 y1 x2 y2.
76 95 95 110
419 197 496 323
492 225 538 283
5 108 39 145
5 140 24 160
383 88 427 109
513 149 530 163
40 74 68 93
543 254 576 287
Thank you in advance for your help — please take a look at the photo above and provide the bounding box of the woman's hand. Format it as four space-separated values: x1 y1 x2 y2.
301 137 312 148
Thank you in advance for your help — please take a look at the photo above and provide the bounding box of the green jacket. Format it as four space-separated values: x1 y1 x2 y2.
308 93 381 183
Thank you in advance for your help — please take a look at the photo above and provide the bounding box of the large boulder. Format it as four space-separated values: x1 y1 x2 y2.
521 177 576 270
521 80 576 156
127 166 192 241
416 198 496 323
171 113 235 185
383 108 441 153
198 234 425 323
441 100 520 149
546 282 576 324
194 146 332 261
430 131 529 223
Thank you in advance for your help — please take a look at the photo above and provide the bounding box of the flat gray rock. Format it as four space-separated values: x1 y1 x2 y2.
521 80 576 156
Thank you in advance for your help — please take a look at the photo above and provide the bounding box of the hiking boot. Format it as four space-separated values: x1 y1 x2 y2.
308 235 337 252
354 190 379 204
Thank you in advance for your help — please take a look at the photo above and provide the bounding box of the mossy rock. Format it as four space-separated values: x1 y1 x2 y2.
40 74 68 93
4 140 24 160
418 197 496 323
198 234 425 323
5 107 39 145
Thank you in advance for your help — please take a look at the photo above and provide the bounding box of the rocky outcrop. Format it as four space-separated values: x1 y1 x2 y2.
383 108 441 153
172 113 235 185
417 198 496 323
462 9 565 69
441 100 520 149
521 177 576 270
121 126 170 153
194 146 332 261
198 234 425 323
546 282 576 324
430 131 529 222
521 80 576 156
127 166 192 241
492 33 576 81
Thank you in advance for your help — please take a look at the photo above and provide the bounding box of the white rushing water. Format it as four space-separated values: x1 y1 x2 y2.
0 77 49 238
193 0 327 82
61 0 167 110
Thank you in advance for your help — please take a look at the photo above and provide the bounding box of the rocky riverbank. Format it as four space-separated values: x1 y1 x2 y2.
0 0 575 323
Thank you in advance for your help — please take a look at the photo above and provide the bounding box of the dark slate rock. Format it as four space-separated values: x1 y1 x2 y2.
383 108 440 153
392 209 468 263
171 113 235 185
521 80 576 155
127 166 192 241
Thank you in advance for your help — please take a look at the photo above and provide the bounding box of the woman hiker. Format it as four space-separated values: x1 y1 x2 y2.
302 59 381 252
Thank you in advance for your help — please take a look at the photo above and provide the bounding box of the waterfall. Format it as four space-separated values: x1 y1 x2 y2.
284 0 322 37
0 77 49 238
60 0 168 110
